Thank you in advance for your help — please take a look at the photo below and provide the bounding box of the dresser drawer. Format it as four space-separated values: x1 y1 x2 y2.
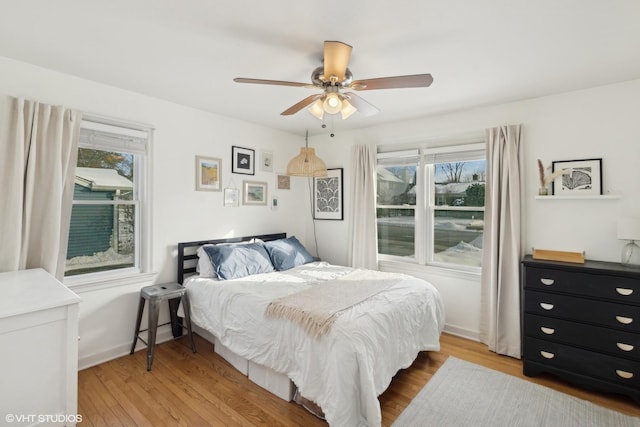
524 266 640 304
524 337 640 388
524 313 640 361
524 290 640 332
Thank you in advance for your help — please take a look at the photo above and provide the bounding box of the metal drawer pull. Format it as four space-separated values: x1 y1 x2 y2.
540 351 555 359
616 343 634 352
616 370 634 379
540 327 555 335
540 278 555 286
539 303 554 310
616 288 633 296
616 316 633 325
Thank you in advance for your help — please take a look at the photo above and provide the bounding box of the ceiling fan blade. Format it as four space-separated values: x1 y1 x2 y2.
350 73 433 91
343 92 380 117
323 41 352 82
234 77 313 88
281 94 323 116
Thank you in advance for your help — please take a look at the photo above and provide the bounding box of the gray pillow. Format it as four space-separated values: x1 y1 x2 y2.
263 236 314 271
203 242 274 280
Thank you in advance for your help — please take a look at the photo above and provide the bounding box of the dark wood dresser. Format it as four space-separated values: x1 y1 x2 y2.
521 255 640 403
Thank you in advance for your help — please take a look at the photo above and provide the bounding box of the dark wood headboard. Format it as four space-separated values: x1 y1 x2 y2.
177 233 286 284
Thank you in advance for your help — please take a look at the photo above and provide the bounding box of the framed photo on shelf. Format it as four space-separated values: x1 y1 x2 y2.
242 180 267 206
195 155 222 191
313 168 343 220
551 158 602 196
231 146 255 175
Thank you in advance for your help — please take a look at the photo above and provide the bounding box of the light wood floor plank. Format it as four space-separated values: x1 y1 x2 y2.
77 333 640 426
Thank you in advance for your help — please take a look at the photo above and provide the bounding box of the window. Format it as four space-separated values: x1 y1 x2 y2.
65 117 150 278
377 143 486 270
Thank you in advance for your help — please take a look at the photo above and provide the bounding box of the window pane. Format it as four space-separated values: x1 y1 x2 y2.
377 207 415 258
76 148 134 201
66 146 136 277
433 210 483 267
377 165 416 206
65 204 135 276
435 160 485 207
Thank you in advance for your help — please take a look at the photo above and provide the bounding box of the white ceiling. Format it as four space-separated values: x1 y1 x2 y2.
1 1 639 136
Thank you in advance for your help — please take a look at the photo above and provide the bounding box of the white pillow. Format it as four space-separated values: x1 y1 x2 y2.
196 245 217 277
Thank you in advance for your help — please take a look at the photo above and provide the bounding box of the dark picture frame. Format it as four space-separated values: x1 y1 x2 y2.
551 158 603 196
231 146 255 175
313 168 343 220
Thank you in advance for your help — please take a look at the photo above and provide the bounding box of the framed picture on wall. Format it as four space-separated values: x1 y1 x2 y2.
242 180 267 205
223 188 239 207
232 146 255 175
195 155 222 191
313 168 343 220
551 158 602 196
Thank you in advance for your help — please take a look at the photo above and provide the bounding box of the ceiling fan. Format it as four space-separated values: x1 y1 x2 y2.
234 41 433 120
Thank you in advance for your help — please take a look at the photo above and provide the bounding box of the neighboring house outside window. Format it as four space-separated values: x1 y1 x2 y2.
376 142 486 271
65 117 150 280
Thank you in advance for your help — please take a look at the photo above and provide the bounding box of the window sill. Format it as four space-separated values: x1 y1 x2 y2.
64 270 157 292
378 258 481 281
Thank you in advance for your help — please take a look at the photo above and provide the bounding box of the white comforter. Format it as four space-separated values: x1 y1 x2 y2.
184 262 445 427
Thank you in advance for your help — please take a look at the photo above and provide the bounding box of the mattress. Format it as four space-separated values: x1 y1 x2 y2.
184 261 445 427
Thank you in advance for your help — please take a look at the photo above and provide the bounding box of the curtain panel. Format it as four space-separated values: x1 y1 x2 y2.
480 124 524 358
0 95 82 279
348 144 378 269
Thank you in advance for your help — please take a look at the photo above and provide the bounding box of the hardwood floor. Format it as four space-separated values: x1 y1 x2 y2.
78 333 639 426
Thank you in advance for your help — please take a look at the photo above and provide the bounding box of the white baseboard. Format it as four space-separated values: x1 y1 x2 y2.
78 325 175 370
443 323 480 342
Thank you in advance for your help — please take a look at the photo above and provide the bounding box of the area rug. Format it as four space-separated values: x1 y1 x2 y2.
392 357 640 427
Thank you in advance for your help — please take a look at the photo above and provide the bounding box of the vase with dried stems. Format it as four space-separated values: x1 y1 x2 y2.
537 159 567 196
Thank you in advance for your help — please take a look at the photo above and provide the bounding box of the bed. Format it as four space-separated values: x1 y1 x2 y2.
177 233 445 427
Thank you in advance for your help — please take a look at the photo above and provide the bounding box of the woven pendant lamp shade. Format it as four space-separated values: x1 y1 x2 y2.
286 147 327 177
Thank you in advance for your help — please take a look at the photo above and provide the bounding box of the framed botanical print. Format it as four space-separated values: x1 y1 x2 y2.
242 180 267 206
551 158 603 195
313 168 343 220
195 155 222 191
223 187 239 207
232 146 255 175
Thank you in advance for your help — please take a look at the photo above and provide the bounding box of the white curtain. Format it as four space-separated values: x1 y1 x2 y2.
0 95 82 279
348 144 378 269
480 124 524 359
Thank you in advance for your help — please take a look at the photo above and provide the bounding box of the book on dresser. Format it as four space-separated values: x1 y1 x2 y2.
521 255 640 403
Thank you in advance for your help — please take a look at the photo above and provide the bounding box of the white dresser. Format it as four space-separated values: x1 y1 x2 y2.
0 269 81 426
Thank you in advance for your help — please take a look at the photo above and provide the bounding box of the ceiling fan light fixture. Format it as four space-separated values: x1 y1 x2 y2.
340 98 357 120
307 99 325 120
323 93 342 114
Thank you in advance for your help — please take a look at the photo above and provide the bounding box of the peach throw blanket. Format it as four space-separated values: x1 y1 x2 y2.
264 269 402 338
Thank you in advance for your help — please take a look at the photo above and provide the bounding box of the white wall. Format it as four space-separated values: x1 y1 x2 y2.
310 79 640 340
0 56 314 368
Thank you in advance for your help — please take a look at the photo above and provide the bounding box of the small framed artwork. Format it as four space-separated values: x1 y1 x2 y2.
271 196 279 210
223 188 239 207
551 158 603 196
277 174 290 190
232 146 255 175
243 180 268 206
195 156 222 191
261 150 274 172
313 168 343 220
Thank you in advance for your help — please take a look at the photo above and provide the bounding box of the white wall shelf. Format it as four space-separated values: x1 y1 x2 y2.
535 195 621 200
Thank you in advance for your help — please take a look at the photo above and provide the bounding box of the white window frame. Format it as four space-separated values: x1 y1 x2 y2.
64 114 154 290
377 141 485 274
